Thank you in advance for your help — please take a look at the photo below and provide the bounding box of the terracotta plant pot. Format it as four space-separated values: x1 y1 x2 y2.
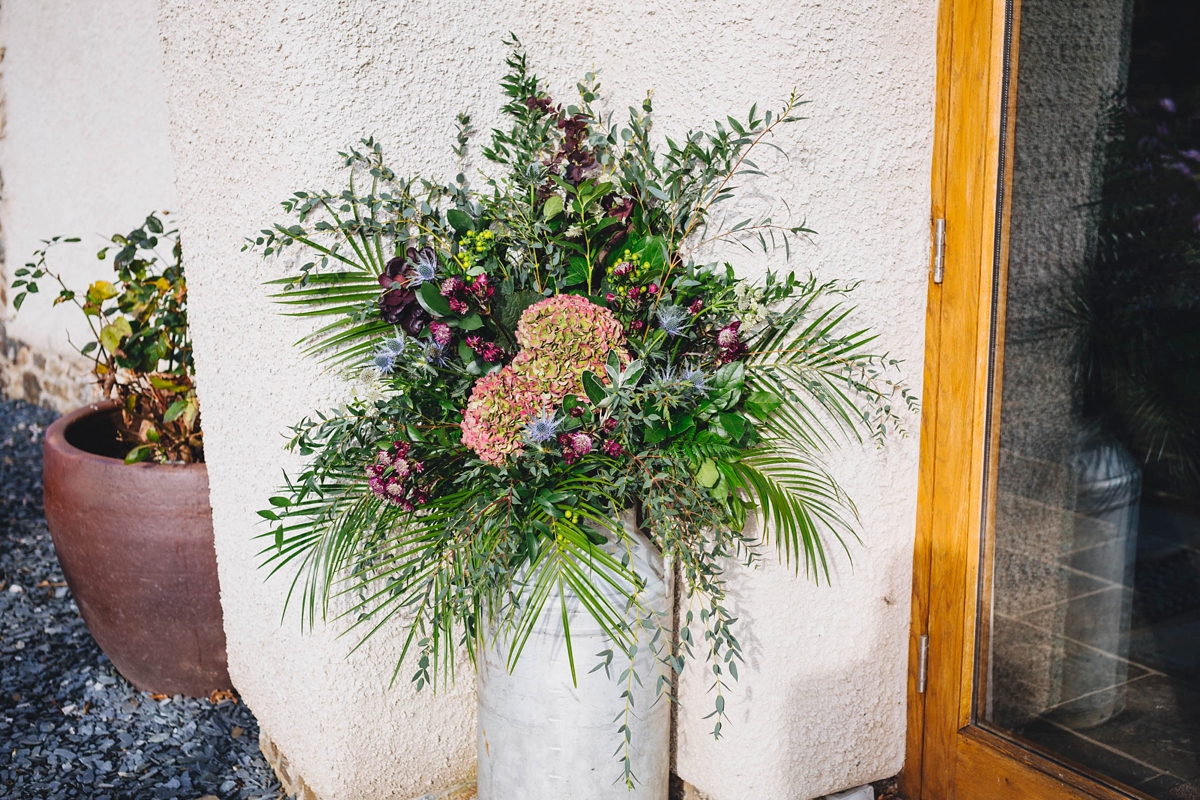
42 400 231 696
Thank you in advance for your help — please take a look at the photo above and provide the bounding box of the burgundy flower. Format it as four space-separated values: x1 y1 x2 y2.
688 298 704 315
601 440 624 458
717 320 748 363
613 261 633 278
469 273 495 302
628 286 641 300
526 95 556 115
365 440 425 511
602 417 618 433
631 319 645 332
378 255 431 335
558 431 594 465
647 283 659 295
605 293 617 303
556 114 597 183
440 276 470 314
440 274 492 315
606 196 634 223
717 321 741 349
465 335 504 363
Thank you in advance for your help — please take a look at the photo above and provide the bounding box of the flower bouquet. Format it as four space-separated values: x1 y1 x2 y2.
253 39 910 798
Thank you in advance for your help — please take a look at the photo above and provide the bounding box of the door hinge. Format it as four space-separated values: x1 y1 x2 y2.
932 218 946 284
917 633 930 693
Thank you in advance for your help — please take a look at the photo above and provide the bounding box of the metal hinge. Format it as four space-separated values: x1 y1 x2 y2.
917 633 930 693
933 218 946 284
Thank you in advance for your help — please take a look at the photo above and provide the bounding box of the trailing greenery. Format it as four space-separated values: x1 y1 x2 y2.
13 214 202 463
250 38 913 785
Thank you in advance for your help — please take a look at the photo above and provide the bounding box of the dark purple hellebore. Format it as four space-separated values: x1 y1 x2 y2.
378 249 433 335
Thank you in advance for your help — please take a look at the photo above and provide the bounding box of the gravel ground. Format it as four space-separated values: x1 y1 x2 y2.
0 396 286 800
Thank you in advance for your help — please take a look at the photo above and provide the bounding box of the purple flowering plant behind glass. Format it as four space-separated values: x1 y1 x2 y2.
248 35 915 785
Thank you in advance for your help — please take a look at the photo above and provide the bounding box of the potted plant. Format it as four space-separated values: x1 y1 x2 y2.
253 40 911 798
12 214 230 697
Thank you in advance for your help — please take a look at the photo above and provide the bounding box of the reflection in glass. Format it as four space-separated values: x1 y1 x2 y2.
985 0 1200 796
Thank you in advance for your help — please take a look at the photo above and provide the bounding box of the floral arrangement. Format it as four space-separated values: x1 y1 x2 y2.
252 40 912 780
13 214 202 463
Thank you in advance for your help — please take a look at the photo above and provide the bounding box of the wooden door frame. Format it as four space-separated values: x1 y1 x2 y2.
899 0 1153 798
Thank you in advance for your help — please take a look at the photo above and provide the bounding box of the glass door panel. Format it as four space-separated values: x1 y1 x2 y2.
982 0 1200 797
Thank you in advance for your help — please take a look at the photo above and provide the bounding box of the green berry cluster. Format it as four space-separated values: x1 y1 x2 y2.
605 250 651 297
455 229 495 271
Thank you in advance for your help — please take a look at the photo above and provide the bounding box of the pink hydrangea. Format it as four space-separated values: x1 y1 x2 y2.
460 295 628 465
515 294 626 352
459 368 539 465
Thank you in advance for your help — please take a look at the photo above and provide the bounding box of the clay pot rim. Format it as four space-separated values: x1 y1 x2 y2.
46 400 206 472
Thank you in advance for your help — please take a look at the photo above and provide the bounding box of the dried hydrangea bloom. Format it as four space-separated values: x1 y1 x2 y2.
516 295 625 352
460 295 628 465
460 368 540 465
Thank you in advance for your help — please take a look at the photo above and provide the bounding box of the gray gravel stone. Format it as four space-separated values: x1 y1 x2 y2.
0 396 288 799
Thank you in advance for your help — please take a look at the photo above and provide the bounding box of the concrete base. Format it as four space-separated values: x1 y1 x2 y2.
259 730 322 800
825 785 875 800
260 729 477 800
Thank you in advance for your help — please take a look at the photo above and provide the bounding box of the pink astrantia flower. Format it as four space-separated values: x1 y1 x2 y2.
559 432 593 464
365 441 427 510
429 321 452 347
460 295 628 465
717 320 748 363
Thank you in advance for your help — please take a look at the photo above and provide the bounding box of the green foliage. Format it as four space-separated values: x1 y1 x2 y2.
13 215 202 463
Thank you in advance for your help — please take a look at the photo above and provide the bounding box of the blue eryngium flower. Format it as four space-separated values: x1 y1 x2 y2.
382 335 409 355
422 341 446 366
412 250 440 285
372 351 396 375
523 411 560 444
373 335 409 375
682 364 710 395
655 304 689 337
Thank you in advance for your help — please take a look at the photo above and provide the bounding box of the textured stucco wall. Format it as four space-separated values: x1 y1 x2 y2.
155 1 936 799
0 0 177 410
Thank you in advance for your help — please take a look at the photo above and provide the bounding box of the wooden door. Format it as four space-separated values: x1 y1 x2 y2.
902 0 1200 797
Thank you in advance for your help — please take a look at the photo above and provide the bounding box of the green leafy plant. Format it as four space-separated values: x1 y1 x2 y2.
13 214 202 463
251 38 913 784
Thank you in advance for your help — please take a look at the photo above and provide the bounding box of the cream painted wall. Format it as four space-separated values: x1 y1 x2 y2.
0 0 177 409
154 1 936 799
